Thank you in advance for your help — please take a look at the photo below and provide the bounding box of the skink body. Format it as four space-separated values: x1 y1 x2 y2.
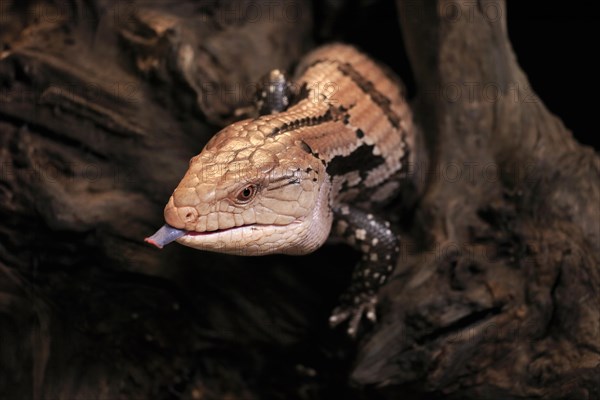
147 44 415 336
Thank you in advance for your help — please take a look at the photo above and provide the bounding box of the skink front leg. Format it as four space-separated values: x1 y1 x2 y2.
254 69 294 115
329 205 400 337
235 69 294 118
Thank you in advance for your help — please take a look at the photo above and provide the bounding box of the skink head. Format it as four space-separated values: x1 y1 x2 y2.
162 120 332 255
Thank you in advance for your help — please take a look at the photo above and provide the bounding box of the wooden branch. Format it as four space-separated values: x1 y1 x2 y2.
350 1 600 398
1 0 598 399
1 1 323 399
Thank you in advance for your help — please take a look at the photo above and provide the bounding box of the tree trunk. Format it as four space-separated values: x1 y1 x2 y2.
351 1 600 398
0 0 598 399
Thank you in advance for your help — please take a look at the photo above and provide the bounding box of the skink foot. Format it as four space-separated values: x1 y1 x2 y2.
329 294 378 338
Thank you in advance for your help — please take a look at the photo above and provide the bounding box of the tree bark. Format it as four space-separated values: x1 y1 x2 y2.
352 1 600 398
0 0 598 399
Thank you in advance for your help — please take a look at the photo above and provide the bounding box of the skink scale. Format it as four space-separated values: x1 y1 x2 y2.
146 44 415 337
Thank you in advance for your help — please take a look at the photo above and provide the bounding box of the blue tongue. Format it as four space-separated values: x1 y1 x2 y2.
144 224 186 248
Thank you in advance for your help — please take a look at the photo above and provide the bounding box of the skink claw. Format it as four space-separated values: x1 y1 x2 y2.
329 294 378 338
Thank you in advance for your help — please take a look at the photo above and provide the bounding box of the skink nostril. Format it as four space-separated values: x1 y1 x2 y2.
184 210 196 222
178 206 198 224
164 197 194 230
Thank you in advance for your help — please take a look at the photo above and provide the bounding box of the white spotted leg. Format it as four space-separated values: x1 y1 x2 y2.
235 69 295 118
330 293 378 338
329 205 399 337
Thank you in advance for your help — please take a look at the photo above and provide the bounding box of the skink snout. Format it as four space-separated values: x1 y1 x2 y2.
145 196 199 249
164 196 198 230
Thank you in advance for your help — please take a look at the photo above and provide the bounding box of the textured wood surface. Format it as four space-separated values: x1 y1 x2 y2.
0 1 598 399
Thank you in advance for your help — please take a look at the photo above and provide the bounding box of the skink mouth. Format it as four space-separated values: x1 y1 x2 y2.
145 223 257 248
185 224 256 236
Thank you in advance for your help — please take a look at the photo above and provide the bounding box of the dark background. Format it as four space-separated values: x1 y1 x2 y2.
316 0 598 149
507 2 597 147
0 1 597 399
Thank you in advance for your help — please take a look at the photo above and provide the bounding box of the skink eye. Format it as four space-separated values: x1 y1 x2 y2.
235 184 257 203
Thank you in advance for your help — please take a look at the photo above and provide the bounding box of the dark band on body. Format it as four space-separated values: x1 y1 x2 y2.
296 58 402 130
267 108 334 138
327 143 386 179
336 62 401 129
